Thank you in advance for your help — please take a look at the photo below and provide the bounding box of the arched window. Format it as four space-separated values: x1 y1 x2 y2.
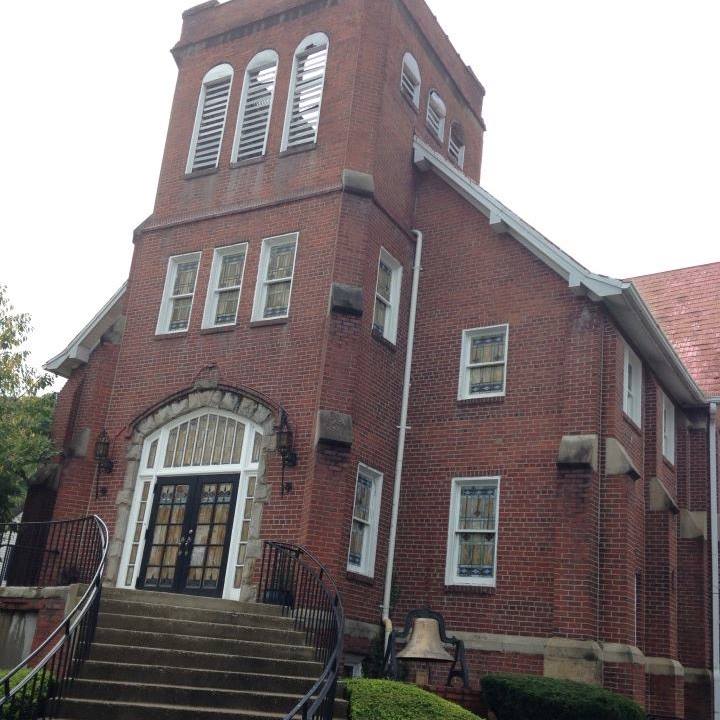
282 33 329 150
232 50 279 163
400 52 421 108
186 64 234 173
426 90 446 142
448 122 466 168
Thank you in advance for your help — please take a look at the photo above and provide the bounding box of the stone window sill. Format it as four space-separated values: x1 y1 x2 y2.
184 167 219 180
346 571 374 586
250 318 288 328
371 328 397 352
154 331 188 340
279 142 317 158
200 324 236 335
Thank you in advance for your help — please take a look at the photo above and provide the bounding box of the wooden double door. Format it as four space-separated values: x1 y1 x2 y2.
137 475 239 597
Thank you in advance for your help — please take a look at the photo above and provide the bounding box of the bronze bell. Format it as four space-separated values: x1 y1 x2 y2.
396 618 454 663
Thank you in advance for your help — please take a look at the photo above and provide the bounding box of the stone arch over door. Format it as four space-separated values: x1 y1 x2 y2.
106 386 276 601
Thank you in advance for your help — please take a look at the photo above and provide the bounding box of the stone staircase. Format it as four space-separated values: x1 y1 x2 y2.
59 587 346 720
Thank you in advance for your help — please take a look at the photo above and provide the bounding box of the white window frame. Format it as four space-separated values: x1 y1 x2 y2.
623 343 643 427
661 389 676 464
445 477 500 588
281 32 329 151
156 252 201 335
458 324 509 400
426 90 446 142
186 64 234 174
346 464 383 578
400 52 421 108
231 50 279 163
372 248 402 344
202 243 248 329
448 122 465 169
251 233 299 321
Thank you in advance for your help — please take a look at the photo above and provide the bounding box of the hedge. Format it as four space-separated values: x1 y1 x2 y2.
344 679 484 720
482 673 645 720
0 668 54 720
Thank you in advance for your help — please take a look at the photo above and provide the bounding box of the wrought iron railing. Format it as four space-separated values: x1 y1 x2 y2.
0 515 108 719
257 540 344 720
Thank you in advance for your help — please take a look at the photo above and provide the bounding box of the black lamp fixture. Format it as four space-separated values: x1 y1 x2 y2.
94 430 114 474
274 408 297 496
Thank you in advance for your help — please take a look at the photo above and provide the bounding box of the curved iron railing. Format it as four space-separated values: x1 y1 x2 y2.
257 541 344 720
0 515 108 719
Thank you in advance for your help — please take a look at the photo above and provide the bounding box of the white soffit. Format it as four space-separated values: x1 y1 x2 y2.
413 137 706 408
44 282 127 378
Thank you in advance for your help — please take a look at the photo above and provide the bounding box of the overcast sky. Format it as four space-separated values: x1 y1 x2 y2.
1 0 718 390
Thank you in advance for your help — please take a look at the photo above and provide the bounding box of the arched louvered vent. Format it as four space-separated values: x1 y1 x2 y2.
283 34 329 150
448 122 466 168
233 52 278 162
426 90 446 142
400 52 421 108
187 65 233 173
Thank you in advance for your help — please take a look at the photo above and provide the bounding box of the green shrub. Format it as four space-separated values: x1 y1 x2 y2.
344 678 484 720
0 667 54 720
482 673 645 720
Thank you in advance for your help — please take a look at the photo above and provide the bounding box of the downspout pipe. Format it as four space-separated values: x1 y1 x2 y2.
382 229 423 648
710 400 719 719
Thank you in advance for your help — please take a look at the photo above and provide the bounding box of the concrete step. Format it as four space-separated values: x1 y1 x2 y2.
101 587 283 616
97 612 305 645
100 598 295 630
94 627 315 660
90 642 323 676
81 660 316 695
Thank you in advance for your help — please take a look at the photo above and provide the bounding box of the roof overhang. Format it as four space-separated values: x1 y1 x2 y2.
413 137 707 409
44 282 127 379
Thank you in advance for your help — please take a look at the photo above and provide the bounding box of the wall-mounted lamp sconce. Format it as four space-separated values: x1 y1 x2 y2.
94 430 114 474
274 408 297 496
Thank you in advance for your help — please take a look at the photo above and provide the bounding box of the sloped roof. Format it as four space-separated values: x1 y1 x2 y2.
633 262 720 398
412 137 707 408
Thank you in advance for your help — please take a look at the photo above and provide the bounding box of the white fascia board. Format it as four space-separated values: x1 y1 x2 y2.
44 282 128 378
413 137 707 408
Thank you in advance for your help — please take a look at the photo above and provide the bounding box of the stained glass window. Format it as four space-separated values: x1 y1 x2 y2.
347 466 381 576
234 475 257 588
462 326 508 398
206 247 246 326
448 480 499 584
372 251 401 343
257 237 297 319
125 479 152 586
166 257 199 332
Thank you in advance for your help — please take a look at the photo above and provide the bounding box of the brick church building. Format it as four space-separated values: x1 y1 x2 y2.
10 0 720 718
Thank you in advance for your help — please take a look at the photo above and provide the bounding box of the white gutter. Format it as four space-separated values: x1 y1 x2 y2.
382 229 423 647
710 401 719 719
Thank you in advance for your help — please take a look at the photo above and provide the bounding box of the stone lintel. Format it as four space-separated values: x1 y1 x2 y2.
648 478 679 514
679 509 707 540
557 434 598 471
605 438 641 480
645 656 684 677
342 169 375 198
329 283 363 317
316 410 353 448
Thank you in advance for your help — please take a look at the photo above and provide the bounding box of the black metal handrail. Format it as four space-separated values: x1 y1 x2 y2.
257 540 344 720
0 515 108 719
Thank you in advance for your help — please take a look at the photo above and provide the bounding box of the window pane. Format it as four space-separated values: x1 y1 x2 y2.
470 334 505 364
458 485 497 531
376 261 392 302
251 432 262 463
173 261 198 296
457 533 495 578
264 280 291 317
373 298 387 334
169 296 192 331
353 474 373 523
470 364 504 394
348 520 365 567
267 243 295 280
218 252 245 289
215 289 240 324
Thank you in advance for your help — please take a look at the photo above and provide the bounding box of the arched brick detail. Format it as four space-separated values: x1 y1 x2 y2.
105 386 276 602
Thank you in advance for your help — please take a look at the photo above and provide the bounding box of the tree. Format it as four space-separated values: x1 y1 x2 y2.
0 285 56 522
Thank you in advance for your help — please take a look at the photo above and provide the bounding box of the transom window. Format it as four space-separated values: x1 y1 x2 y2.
623 343 643 427
156 253 201 334
282 33 329 150
426 90 446 142
202 244 247 328
661 389 675 464
448 122 465 168
347 464 382 578
252 233 299 320
232 51 278 162
446 477 500 586
400 52 421 108
187 64 233 174
372 249 402 344
163 412 247 468
458 325 509 400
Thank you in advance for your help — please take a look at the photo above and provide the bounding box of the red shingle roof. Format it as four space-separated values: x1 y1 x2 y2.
633 262 720 398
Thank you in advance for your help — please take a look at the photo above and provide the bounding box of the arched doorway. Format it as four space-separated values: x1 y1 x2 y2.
116 408 264 600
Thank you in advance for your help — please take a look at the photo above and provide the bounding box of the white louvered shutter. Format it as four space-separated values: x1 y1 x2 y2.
448 124 465 168
189 75 232 172
285 42 328 149
401 59 420 107
426 91 446 141
235 62 278 162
